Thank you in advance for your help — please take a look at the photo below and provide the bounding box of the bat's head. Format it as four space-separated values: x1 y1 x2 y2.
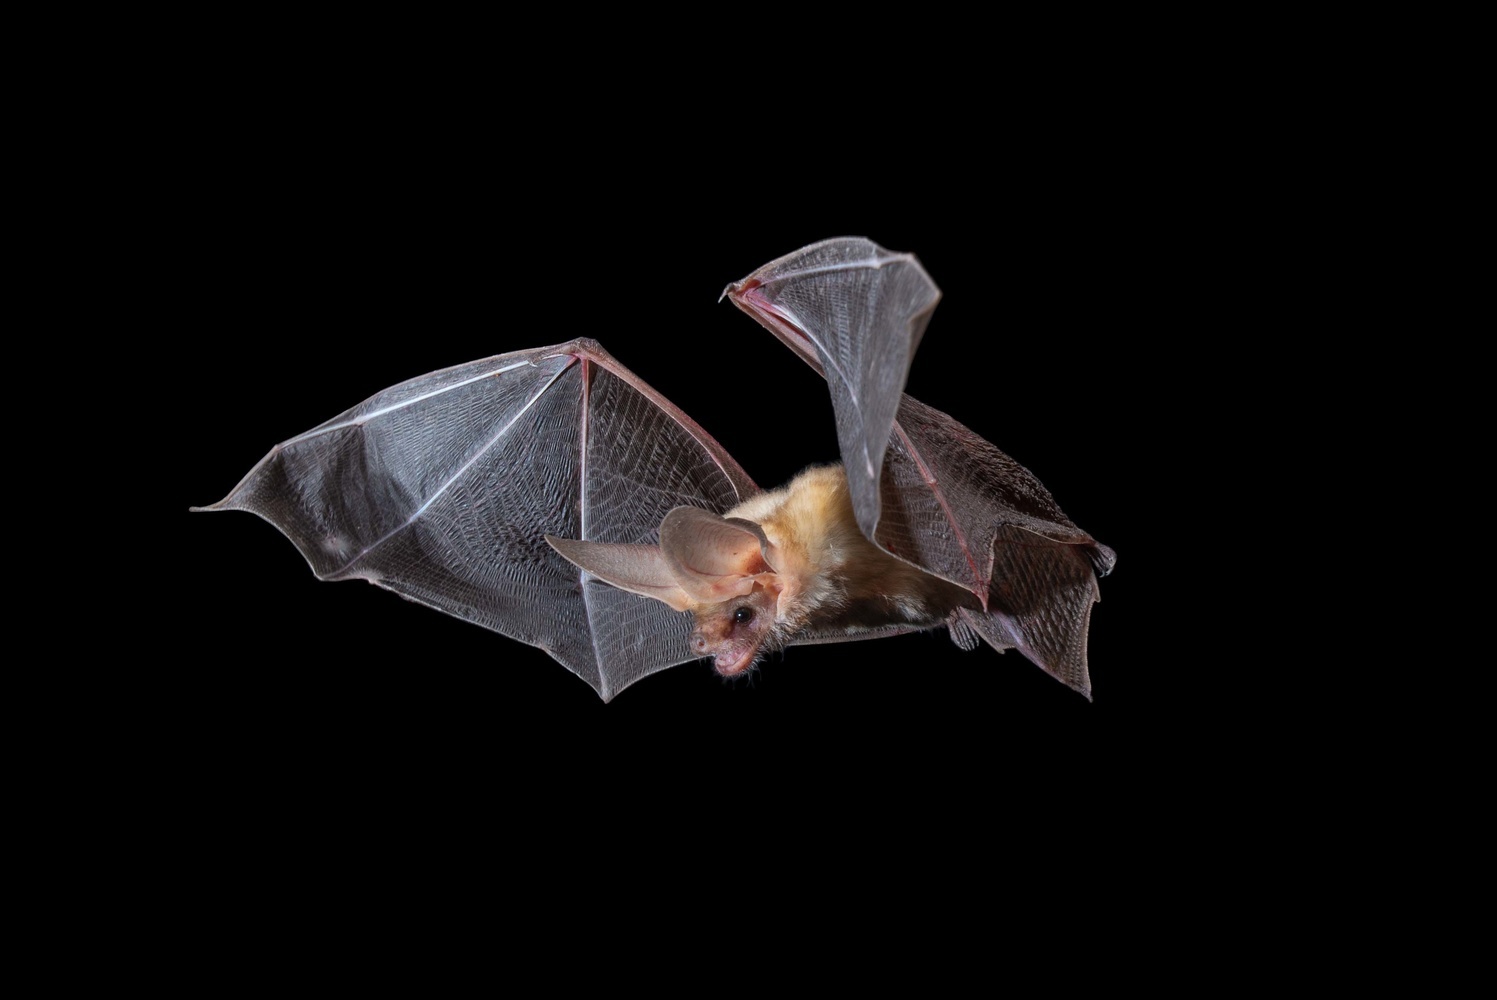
545 506 790 678
688 584 784 677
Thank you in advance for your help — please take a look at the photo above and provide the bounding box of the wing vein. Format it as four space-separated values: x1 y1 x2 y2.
890 417 986 607
753 254 915 286
337 358 576 575
287 360 536 443
576 355 609 699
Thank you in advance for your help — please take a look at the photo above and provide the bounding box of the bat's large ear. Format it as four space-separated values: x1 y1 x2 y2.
658 507 779 605
544 536 694 612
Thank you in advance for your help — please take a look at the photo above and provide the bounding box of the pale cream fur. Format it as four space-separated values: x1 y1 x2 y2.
724 464 951 631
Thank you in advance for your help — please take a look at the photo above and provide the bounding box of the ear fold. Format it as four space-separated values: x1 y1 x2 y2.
659 507 779 604
544 536 694 611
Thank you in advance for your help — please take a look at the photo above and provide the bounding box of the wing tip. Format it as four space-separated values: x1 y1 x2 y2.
189 493 242 513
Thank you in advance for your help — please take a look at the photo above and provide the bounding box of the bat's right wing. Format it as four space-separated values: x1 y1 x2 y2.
725 239 1115 697
195 338 757 702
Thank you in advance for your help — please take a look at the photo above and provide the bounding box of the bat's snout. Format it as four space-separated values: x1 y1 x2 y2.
712 648 757 677
691 629 757 676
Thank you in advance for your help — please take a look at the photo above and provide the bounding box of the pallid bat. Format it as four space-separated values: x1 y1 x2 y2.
195 238 1115 701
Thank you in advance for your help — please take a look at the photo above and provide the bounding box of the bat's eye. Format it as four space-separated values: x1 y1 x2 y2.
733 606 754 625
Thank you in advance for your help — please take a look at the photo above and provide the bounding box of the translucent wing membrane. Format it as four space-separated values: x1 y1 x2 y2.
197 339 756 701
726 238 1114 697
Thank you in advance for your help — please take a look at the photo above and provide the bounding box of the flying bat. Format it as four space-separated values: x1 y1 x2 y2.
194 238 1115 701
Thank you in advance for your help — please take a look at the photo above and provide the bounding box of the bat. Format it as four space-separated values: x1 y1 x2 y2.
194 238 1115 702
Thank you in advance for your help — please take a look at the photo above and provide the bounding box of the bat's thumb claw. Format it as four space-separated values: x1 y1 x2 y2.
719 277 758 303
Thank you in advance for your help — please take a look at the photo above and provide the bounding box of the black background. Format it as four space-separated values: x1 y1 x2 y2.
165 90 1211 816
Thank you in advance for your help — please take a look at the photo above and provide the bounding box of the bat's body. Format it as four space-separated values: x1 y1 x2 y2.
552 463 976 679
720 464 973 643
197 239 1114 700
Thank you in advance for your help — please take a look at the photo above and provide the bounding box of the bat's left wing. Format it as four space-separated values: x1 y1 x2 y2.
725 238 1115 697
194 339 757 701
